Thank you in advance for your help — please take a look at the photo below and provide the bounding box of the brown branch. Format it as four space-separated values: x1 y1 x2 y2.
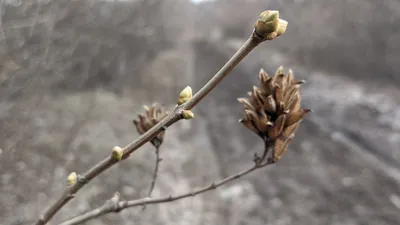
59 159 274 225
147 146 161 197
58 192 122 225
33 31 265 225
140 146 162 211
60 142 275 225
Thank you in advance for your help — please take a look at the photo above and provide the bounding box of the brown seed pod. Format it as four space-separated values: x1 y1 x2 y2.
133 104 168 148
238 66 311 162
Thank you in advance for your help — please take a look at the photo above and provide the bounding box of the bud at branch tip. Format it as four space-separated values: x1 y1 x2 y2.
277 19 288 37
254 10 288 40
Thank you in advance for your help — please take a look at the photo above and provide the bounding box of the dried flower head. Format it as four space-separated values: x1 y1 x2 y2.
133 104 168 148
238 66 311 162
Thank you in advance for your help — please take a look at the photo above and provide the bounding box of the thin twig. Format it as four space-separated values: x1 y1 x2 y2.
59 159 274 225
33 31 264 225
141 146 161 211
60 143 274 225
147 146 161 197
58 192 122 225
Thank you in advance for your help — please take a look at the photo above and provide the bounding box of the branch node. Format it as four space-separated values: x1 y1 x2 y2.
38 216 45 223
268 157 276 164
210 183 216 189
67 193 76 199
116 201 126 212
253 153 261 165
77 175 87 184
34 16 273 224
111 192 121 203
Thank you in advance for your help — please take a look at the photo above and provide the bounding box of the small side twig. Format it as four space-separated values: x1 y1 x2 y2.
147 146 161 197
33 30 263 225
141 146 162 211
34 9 287 224
59 157 274 225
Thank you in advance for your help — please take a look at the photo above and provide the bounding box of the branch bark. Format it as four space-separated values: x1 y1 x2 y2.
147 146 161 197
59 160 273 225
33 31 264 225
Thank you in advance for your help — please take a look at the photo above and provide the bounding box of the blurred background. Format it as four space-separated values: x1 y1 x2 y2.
0 0 400 224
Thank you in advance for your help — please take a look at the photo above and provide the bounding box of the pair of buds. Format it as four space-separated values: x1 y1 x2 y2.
177 86 195 119
254 10 288 40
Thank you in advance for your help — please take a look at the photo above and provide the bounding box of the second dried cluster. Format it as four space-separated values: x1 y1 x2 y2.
238 66 310 161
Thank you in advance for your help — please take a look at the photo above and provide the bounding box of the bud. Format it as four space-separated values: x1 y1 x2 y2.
276 19 288 36
177 86 193 105
112 146 123 161
67 172 77 185
254 10 289 40
255 11 279 34
254 10 280 39
181 110 195 119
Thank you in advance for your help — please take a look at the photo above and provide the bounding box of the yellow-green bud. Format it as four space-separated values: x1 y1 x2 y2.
181 110 194 120
67 172 77 185
177 86 193 105
254 10 279 38
112 146 123 161
276 19 288 37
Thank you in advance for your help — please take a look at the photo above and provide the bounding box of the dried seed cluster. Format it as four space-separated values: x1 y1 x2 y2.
238 66 310 161
133 104 168 148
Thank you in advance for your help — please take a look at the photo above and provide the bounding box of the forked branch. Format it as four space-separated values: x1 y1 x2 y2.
59 144 275 225
33 10 287 225
147 146 161 197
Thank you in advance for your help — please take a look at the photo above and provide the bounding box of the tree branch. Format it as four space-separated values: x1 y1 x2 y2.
33 31 264 225
59 159 274 225
147 146 161 197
